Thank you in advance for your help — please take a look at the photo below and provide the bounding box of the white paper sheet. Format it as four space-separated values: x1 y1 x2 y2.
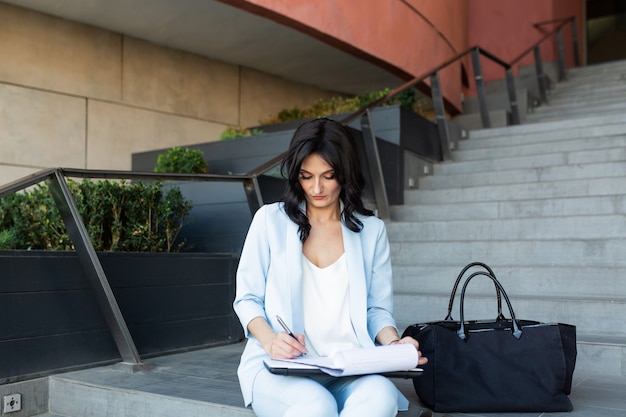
270 343 420 377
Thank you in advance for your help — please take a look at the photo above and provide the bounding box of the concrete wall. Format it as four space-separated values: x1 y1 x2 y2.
0 2 339 185
468 0 585 81
227 0 469 115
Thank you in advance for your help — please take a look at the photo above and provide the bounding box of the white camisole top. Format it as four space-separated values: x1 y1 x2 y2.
301 253 361 357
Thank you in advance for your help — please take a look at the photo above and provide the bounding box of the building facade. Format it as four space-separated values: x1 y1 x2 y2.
0 0 607 186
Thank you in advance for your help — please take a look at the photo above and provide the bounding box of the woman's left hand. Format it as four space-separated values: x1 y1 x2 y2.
392 336 428 366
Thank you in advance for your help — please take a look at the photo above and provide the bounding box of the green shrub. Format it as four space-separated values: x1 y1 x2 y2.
0 180 192 252
154 146 208 174
0 230 17 249
217 88 427 138
220 126 264 141
258 87 421 125
0 184 71 250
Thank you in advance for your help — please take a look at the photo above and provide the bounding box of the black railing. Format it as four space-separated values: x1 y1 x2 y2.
0 16 582 367
0 167 264 369
247 17 579 220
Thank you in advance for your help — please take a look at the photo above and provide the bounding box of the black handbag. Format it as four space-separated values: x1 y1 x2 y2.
402 262 577 413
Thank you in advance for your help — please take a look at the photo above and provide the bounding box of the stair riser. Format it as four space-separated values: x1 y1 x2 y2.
423 160 626 189
547 90 626 106
405 177 626 204
549 80 626 94
527 103 626 120
575 342 626 377
392 265 626 297
391 195 626 222
453 135 626 162
437 147 626 175
389 240 626 267
49 378 254 417
459 122 626 150
469 114 626 139
393 294 626 338
398 62 626 375
387 215 626 242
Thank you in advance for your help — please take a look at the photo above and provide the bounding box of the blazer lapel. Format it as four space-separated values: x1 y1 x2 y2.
285 218 305 333
342 223 373 347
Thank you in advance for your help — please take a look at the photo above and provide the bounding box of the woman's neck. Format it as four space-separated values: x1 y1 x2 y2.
306 203 341 223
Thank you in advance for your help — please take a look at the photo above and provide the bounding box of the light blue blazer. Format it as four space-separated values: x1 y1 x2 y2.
233 202 402 407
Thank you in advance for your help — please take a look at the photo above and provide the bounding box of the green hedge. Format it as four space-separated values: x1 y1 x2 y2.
154 146 208 174
0 180 192 252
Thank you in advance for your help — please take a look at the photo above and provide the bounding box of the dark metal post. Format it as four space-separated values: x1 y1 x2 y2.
243 176 263 215
556 28 567 81
505 68 521 125
360 110 390 219
571 17 581 67
534 46 549 103
471 48 490 128
47 169 150 370
430 72 453 160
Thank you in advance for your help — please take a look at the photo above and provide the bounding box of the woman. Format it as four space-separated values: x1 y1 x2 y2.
233 118 427 416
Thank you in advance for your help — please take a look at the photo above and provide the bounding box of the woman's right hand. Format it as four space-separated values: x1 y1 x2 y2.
268 332 308 358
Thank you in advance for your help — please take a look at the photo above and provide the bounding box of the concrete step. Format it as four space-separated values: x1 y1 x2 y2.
391 59 626 379
32 415 65 417
390 195 626 222
386 214 626 242
392 264 626 297
437 145 625 176
453 134 626 162
564 71 626 86
48 376 254 417
467 113 626 139
485 76 543 105
420 159 626 189
404 176 626 205
389 239 626 267
548 82 626 100
394 297 626 377
568 59 626 75
452 109 510 131
458 118 626 150
393 293 626 339
526 101 626 123
461 88 532 118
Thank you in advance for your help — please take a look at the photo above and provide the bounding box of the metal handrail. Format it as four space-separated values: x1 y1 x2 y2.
0 14 582 374
245 16 579 220
510 16 578 65
0 167 265 369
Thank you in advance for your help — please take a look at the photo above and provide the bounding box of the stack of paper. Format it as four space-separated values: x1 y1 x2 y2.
265 343 420 377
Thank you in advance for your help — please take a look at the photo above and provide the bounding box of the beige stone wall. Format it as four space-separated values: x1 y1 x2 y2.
0 2 337 186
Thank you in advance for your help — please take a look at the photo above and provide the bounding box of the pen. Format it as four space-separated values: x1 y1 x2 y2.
276 315 297 340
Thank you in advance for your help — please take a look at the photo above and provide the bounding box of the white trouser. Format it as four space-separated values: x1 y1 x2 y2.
250 369 400 417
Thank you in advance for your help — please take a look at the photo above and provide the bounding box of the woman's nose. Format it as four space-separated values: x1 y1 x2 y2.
313 178 322 193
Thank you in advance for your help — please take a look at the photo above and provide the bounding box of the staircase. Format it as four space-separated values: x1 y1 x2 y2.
7 60 626 417
388 59 626 377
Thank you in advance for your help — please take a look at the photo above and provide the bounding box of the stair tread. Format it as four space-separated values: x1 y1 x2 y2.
393 60 626 374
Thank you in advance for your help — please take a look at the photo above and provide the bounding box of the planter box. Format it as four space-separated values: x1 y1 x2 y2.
251 105 442 162
131 106 440 251
133 130 295 176
0 250 241 383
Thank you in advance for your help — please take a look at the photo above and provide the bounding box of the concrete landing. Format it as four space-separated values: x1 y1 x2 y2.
37 341 626 417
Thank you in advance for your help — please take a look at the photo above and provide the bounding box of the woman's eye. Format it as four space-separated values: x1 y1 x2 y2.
324 175 335 180
299 174 311 180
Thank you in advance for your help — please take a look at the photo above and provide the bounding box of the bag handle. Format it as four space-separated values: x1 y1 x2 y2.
457 271 522 340
445 262 504 321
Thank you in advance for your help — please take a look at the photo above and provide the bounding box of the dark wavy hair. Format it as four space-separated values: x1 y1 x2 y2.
280 118 374 242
